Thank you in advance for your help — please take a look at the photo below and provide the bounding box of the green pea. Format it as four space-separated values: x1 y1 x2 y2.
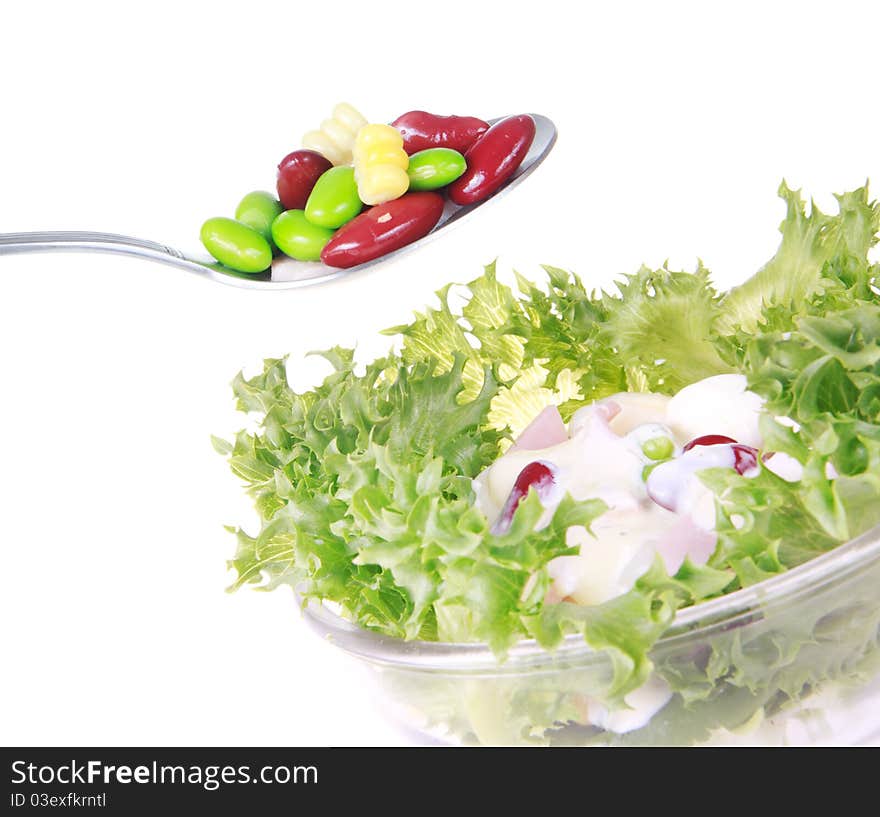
407 148 467 191
200 217 272 273
642 462 661 482
271 210 335 262
304 166 362 229
235 190 283 243
642 436 674 461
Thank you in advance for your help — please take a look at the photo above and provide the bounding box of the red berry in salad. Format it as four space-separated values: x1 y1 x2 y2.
731 443 759 475
492 460 556 535
682 434 738 451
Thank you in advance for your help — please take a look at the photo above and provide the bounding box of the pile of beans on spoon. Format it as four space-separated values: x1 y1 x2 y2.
199 104 538 274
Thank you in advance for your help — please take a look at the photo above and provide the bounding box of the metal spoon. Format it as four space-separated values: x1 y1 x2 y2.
0 114 557 290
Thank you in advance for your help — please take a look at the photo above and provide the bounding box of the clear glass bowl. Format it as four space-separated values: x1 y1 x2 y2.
300 522 880 746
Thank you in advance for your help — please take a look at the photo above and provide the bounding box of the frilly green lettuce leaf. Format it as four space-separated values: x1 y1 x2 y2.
219 341 609 653
218 180 880 731
598 263 734 393
718 182 880 335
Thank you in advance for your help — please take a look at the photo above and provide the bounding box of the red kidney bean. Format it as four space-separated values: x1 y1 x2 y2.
320 192 445 269
391 110 490 155
682 434 738 452
447 114 536 206
646 439 761 513
491 460 556 535
276 150 333 211
731 444 759 475
682 434 758 474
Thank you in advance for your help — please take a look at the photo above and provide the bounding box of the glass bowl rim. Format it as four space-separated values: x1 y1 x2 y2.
298 521 880 672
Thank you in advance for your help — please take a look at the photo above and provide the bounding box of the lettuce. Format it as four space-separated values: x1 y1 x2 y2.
220 339 609 653
717 182 879 335
217 181 880 722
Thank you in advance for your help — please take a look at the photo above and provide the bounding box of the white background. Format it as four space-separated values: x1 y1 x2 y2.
1 0 879 746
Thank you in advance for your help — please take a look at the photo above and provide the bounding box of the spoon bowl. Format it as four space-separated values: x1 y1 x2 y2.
0 114 556 290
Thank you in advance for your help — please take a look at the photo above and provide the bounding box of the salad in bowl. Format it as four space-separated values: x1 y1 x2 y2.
215 182 880 745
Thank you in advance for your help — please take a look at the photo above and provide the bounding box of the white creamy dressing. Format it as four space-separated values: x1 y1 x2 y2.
645 444 738 530
471 374 821 737
665 374 764 448
476 400 647 526
474 374 767 608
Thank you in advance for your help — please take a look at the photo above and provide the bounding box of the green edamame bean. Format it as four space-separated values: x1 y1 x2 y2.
406 148 466 191
272 210 335 262
304 166 362 229
642 436 674 461
235 190 283 242
200 217 272 273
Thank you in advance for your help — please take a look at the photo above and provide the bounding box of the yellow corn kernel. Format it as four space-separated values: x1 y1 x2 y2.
332 102 368 134
302 130 346 166
355 123 403 150
362 147 409 171
353 124 410 205
302 102 367 166
319 118 355 151
357 165 409 206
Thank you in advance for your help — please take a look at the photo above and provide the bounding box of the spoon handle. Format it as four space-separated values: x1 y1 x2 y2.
0 230 188 261
0 229 243 281
0 230 281 286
